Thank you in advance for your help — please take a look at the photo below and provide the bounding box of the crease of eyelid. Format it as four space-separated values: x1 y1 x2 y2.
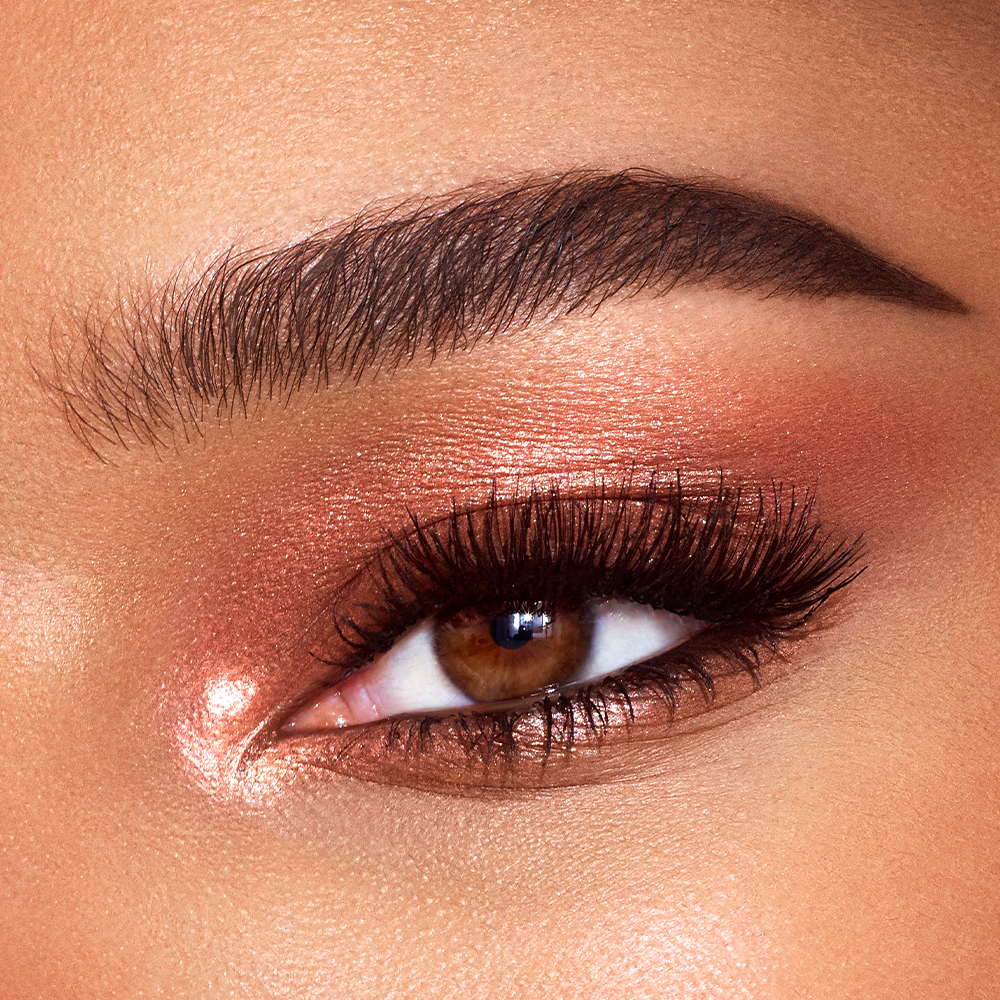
37 167 966 459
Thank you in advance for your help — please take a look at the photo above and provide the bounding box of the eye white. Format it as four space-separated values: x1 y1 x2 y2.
284 599 703 731
577 599 703 681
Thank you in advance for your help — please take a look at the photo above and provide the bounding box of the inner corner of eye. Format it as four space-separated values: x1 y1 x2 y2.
281 600 703 734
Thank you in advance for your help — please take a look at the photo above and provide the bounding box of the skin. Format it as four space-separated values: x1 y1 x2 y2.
1 0 998 996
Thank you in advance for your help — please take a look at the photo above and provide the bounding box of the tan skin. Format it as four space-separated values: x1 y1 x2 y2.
1 1 999 996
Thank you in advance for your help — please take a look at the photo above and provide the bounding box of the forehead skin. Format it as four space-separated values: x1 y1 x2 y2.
0 2 999 998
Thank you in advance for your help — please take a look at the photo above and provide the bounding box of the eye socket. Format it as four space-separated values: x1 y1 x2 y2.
283 599 704 732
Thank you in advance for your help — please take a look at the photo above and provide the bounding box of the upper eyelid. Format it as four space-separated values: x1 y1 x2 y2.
311 475 865 678
43 168 965 459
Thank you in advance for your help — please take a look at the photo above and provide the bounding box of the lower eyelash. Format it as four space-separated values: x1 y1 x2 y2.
274 625 784 793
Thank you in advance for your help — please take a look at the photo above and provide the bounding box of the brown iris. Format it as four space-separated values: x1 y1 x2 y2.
433 605 594 702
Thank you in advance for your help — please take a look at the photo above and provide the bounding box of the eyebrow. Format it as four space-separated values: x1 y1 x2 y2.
47 168 965 456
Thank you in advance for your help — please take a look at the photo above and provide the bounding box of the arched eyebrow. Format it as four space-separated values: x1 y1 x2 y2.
47 169 965 457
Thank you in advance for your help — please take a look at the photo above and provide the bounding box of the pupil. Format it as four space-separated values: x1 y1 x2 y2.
489 612 534 650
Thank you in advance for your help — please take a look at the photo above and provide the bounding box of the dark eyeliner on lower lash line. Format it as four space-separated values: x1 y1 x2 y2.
271 472 865 789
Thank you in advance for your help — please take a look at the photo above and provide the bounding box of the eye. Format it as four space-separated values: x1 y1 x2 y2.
268 476 864 791
283 600 705 731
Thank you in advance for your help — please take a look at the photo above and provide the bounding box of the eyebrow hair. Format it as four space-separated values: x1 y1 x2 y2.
46 168 965 456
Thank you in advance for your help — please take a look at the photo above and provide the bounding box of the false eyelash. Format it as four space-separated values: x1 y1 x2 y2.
318 471 865 681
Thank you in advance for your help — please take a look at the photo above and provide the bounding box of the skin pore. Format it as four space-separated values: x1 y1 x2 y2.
0 1 998 997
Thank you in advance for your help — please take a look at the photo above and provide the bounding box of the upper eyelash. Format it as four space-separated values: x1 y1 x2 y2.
317 472 865 679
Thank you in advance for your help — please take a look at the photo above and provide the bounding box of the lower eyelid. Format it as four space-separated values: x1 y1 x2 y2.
269 631 784 795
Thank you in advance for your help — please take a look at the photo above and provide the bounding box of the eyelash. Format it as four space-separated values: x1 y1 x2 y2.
275 473 864 787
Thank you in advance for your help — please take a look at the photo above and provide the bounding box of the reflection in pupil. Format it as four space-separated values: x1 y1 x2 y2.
489 611 550 650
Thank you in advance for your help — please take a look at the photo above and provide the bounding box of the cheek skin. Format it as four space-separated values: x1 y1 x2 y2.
149 341 972 803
